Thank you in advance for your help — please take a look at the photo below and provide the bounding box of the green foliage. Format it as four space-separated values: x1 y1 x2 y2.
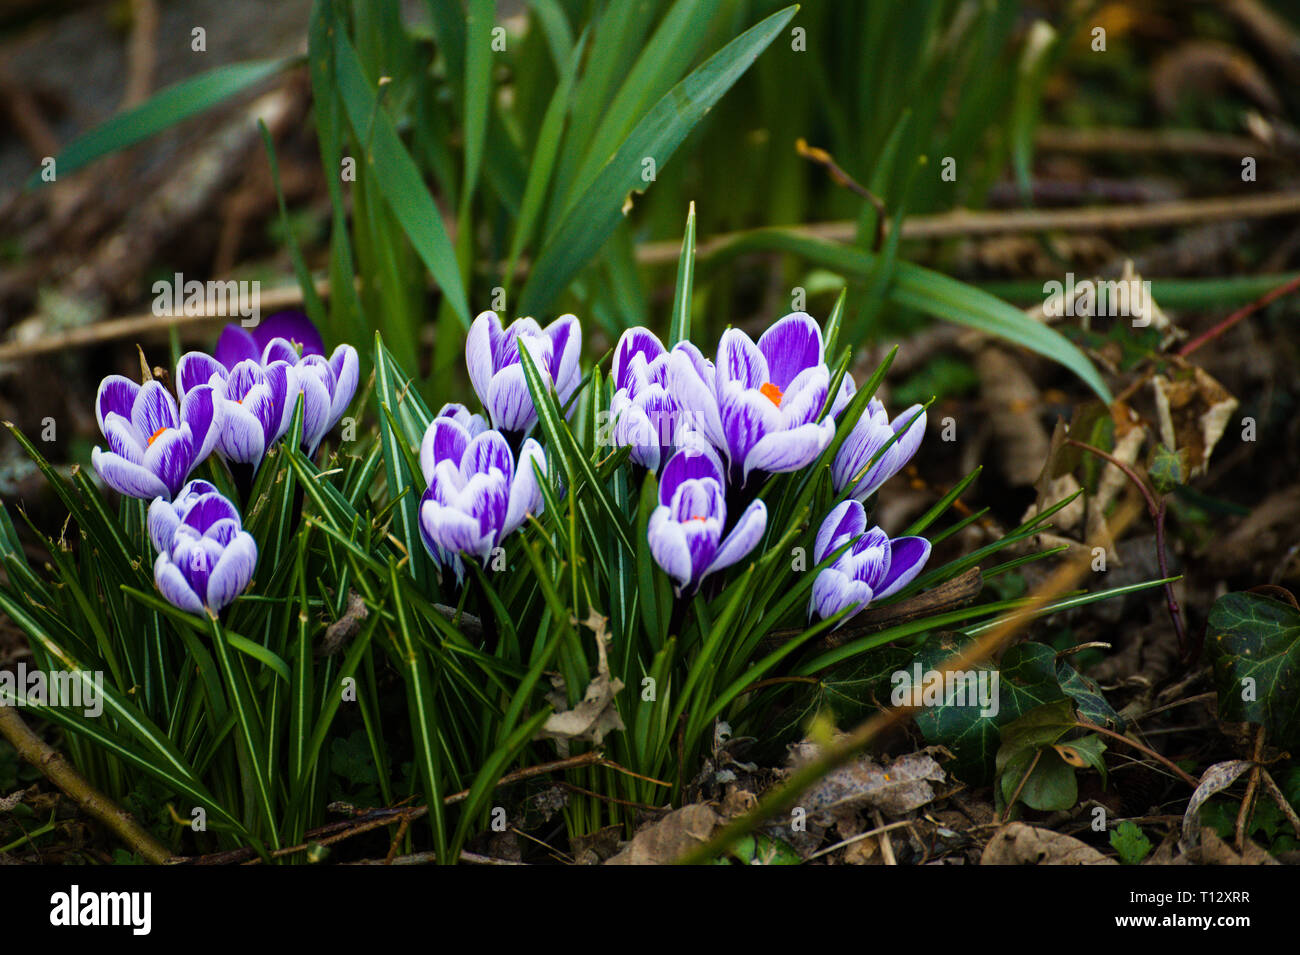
1208 592 1300 748
1109 820 1153 864
995 700 1106 814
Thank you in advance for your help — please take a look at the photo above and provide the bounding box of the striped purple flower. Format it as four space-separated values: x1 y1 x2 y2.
608 327 713 470
176 353 298 469
809 500 930 626
148 481 257 614
214 310 323 369
667 311 836 486
832 398 926 502
465 311 581 435
261 337 359 454
417 414 546 576
647 443 767 596
92 376 220 499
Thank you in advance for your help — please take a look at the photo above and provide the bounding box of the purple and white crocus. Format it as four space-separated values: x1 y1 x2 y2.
647 443 768 596
466 311 581 436
809 500 930 627
148 480 257 614
417 415 546 577
261 337 359 454
668 311 836 486
832 398 926 502
92 377 220 499
176 353 298 470
608 327 714 470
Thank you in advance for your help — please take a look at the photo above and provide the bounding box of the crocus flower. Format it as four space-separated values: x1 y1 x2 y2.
92 377 220 499
261 337 360 454
214 310 324 369
647 444 768 596
418 420 546 573
832 398 926 502
668 311 835 486
809 500 930 626
148 482 257 614
176 353 298 468
465 311 581 435
608 328 712 470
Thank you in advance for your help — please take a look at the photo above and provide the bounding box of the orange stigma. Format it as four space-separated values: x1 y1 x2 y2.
147 427 167 447
690 515 706 522
760 382 783 407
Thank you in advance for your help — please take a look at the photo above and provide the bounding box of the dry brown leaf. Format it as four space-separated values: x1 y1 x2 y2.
980 822 1117 865
604 805 720 865
1152 366 1239 477
539 611 625 750
788 741 946 820
976 346 1050 487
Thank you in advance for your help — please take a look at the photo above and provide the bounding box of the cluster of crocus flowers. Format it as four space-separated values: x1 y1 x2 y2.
90 311 356 615
147 480 257 614
416 403 546 579
465 311 580 437
810 501 930 627
669 311 845 486
646 440 767 596
607 328 713 471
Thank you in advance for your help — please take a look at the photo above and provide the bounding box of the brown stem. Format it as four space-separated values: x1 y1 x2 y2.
1065 439 1187 657
1179 272 1300 358
1073 718 1199 788
0 704 172 863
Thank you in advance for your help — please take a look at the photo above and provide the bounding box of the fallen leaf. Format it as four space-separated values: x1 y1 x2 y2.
605 805 720 865
789 741 946 820
1152 366 1238 477
539 611 625 749
1180 759 1255 854
980 822 1117 865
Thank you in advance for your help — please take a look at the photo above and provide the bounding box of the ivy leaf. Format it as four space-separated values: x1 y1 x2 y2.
1207 592 1300 747
912 636 1065 784
1058 662 1125 731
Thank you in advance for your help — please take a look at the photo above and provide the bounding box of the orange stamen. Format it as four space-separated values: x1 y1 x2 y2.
760 382 784 407
690 515 706 522
147 427 167 447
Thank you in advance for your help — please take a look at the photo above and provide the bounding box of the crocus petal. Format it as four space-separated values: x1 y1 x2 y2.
147 498 180 554
460 430 513 485
327 344 360 428
815 500 866 565
716 328 768 391
647 508 694 589
659 445 725 506
757 311 823 390
183 493 241 534
809 568 873 624
484 363 535 433
872 536 931 600
704 498 768 576
465 311 500 407
436 402 487 437
297 368 333 451
666 349 726 452
830 374 856 419
421 499 489 559
206 531 257 611
131 381 179 438
96 375 140 434
217 402 267 464
176 352 226 400
214 325 260 369
504 439 546 536
142 426 195 497
545 314 582 404
92 447 170 500
103 413 145 464
261 361 298 442
261 337 302 366
180 384 221 463
612 327 667 391
741 418 834 480
155 554 205 614
419 417 472 485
